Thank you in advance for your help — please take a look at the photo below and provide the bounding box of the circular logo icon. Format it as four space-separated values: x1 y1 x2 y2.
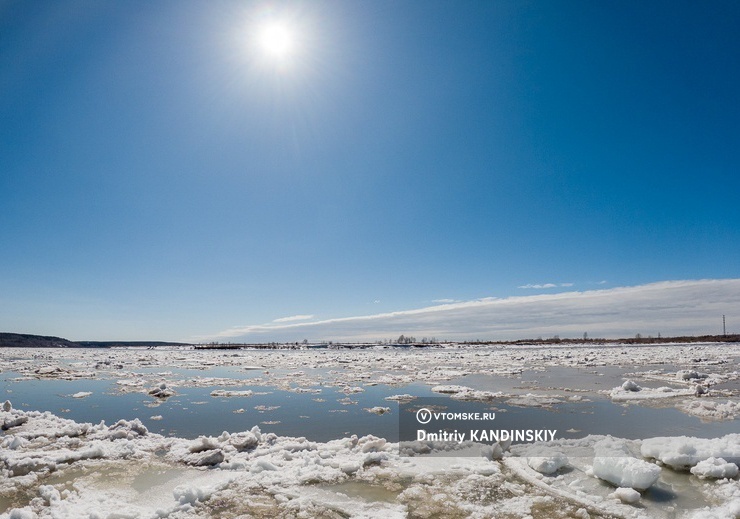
416 408 432 424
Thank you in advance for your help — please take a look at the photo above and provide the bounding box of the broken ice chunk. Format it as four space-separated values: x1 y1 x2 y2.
148 382 175 399
527 452 569 474
2 415 28 431
184 449 224 466
677 370 706 381
609 487 641 504
592 438 661 490
229 431 259 451
689 457 739 479
621 379 641 392
188 435 221 453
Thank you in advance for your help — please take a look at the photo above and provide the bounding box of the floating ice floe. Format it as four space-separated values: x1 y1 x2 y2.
430 384 473 394
116 378 144 388
70 391 92 399
364 406 391 415
254 405 280 411
680 399 740 421
384 394 416 402
291 387 321 394
209 389 254 397
608 384 696 401
677 369 708 381
34 366 65 376
452 389 506 402
430 385 507 402
506 394 562 408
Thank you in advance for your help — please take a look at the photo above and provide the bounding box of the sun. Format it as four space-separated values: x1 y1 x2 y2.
258 22 294 59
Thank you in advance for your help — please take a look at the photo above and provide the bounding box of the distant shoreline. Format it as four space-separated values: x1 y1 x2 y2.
2 331 738 349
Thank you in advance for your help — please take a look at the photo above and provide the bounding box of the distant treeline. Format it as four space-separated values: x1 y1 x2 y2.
0 333 79 349
0 333 190 348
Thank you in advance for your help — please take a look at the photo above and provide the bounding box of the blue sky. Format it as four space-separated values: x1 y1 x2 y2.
2 1 739 341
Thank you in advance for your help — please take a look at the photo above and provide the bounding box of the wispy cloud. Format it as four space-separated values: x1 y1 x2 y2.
208 279 740 343
518 283 557 289
518 282 573 289
272 314 315 323
432 298 462 304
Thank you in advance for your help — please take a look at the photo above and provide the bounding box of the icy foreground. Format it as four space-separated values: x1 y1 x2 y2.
1 342 739 518
1 406 739 519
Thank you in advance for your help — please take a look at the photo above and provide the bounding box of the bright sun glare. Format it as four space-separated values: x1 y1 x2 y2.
258 22 294 59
